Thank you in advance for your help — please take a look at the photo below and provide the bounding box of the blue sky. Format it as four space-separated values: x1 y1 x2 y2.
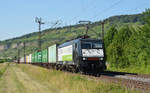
0 0 150 41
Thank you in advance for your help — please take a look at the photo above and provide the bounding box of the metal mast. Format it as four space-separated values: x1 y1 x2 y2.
101 21 105 41
23 42 26 63
35 17 45 51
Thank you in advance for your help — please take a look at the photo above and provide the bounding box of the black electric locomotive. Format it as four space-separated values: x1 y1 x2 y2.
57 37 106 73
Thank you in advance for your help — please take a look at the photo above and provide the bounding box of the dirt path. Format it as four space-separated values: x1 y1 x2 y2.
0 63 58 93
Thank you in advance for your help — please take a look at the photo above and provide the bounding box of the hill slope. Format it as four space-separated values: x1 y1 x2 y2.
0 13 145 59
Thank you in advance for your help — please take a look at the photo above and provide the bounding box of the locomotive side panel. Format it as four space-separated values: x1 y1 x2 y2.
58 45 73 62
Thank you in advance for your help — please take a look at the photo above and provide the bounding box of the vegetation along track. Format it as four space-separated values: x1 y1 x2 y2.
1 63 143 93
31 63 150 92
86 71 150 92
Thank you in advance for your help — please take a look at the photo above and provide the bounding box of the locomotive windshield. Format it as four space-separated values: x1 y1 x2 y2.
81 40 103 49
92 43 102 48
81 43 92 49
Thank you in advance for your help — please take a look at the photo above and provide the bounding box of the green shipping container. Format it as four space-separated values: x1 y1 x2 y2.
31 53 35 63
42 49 48 63
38 52 42 63
35 52 38 63
48 44 57 63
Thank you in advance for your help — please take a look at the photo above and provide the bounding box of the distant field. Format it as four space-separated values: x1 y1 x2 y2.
0 63 141 93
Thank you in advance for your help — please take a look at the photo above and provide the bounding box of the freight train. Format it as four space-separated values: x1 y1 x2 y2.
19 37 106 73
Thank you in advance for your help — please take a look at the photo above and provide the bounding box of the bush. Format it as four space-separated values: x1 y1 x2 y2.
0 59 6 63
105 9 150 69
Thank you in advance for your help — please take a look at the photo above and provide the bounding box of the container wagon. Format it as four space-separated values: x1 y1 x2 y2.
48 44 57 68
23 38 106 73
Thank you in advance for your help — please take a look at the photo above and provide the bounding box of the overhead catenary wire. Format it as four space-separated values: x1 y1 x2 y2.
43 19 63 29
91 0 150 21
90 0 123 21
123 1 150 13
80 0 98 14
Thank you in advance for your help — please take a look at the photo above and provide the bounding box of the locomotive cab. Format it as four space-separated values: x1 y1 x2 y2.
79 39 106 72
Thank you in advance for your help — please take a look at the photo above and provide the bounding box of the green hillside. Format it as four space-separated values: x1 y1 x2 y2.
105 9 150 73
0 13 145 60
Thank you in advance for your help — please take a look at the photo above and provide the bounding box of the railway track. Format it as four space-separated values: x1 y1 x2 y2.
31 63 150 92
86 71 150 92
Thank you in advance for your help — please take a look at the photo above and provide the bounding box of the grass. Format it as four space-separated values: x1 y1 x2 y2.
0 63 145 93
18 64 141 93
0 63 27 93
108 65 150 74
0 62 10 78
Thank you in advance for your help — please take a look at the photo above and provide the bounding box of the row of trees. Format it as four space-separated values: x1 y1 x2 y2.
105 14 145 25
0 59 7 63
105 9 150 68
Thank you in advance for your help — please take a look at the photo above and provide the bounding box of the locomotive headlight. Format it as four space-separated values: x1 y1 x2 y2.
83 58 86 60
100 58 103 60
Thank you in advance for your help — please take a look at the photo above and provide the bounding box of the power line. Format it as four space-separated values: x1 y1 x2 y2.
44 19 62 28
79 21 91 36
80 0 87 13
124 1 150 13
80 0 97 14
89 27 100 39
90 0 123 20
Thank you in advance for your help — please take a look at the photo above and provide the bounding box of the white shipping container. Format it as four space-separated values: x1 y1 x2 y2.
20 57 24 63
27 55 30 63
29 54 32 63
